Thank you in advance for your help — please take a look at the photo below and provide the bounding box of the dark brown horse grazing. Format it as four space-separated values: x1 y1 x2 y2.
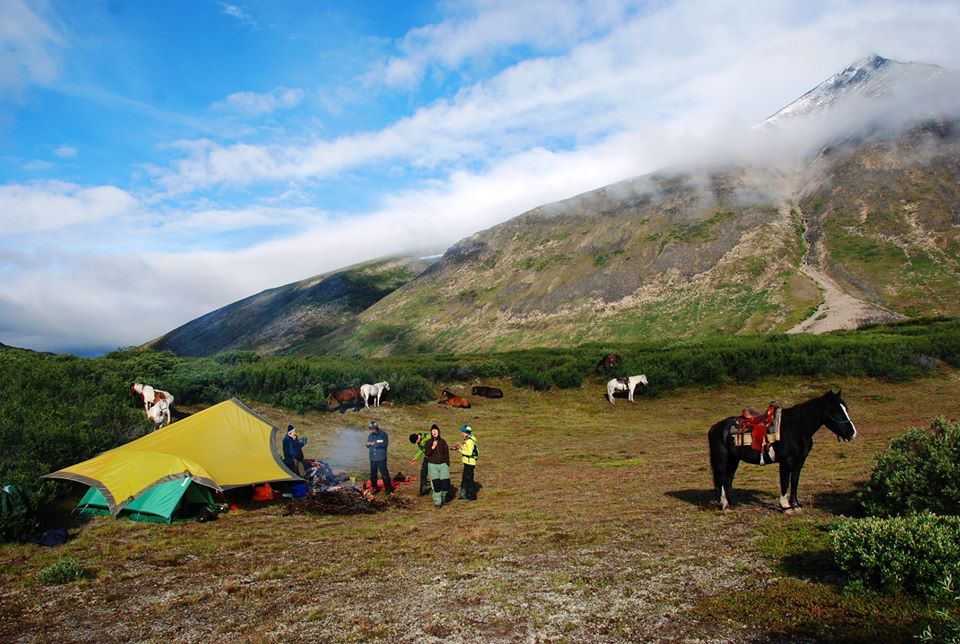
707 390 857 512
595 353 622 372
327 387 362 413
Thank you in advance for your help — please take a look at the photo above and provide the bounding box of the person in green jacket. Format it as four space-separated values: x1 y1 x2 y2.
422 424 452 509
408 424 436 496
454 424 478 501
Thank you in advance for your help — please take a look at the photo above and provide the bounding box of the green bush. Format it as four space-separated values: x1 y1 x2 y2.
547 364 582 389
391 374 434 404
920 575 960 643
35 557 91 586
831 513 960 599
511 365 551 391
858 416 960 517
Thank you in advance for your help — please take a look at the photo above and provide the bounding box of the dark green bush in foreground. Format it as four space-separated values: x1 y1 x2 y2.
831 513 960 599
858 416 960 518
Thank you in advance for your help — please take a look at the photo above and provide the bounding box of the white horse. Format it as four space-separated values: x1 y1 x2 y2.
146 399 171 429
360 381 390 407
606 374 649 404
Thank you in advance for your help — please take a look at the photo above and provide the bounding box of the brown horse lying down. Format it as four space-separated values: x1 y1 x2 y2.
327 387 362 413
438 389 471 408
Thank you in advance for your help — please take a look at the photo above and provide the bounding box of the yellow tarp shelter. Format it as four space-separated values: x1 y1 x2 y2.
45 398 299 515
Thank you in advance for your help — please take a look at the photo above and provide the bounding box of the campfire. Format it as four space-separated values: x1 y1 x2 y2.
279 459 413 515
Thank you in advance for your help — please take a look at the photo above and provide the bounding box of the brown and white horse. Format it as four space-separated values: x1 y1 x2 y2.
131 383 175 428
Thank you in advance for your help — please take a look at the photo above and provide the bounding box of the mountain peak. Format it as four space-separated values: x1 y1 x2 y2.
761 54 942 126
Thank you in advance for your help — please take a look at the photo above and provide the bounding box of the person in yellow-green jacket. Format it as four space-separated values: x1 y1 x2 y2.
454 424 478 501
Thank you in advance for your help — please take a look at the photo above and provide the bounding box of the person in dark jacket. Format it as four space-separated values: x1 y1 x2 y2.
282 425 307 476
409 424 436 496
422 424 451 509
366 421 394 494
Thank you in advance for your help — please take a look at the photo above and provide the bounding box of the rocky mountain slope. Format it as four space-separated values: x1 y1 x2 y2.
148 257 432 356
150 55 960 357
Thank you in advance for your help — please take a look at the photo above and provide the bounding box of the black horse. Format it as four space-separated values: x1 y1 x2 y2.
707 390 857 511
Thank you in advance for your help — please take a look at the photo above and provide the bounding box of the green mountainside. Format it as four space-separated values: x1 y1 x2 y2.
334 124 959 355
148 257 432 357
148 56 960 358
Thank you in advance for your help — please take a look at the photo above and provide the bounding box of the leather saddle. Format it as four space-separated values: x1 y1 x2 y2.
734 403 782 451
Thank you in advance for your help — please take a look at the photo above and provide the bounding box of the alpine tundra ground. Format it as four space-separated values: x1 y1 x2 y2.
3 369 959 643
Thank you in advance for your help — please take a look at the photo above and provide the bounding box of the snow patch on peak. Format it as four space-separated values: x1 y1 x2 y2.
761 54 944 127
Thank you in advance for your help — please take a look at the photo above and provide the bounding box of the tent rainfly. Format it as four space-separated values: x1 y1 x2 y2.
45 398 300 521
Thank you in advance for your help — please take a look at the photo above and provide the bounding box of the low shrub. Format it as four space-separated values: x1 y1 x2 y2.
858 416 960 517
35 557 91 586
920 575 960 643
510 366 551 391
831 512 960 599
547 364 582 389
390 374 434 404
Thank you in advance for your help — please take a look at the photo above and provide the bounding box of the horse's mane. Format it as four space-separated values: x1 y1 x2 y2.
781 392 830 423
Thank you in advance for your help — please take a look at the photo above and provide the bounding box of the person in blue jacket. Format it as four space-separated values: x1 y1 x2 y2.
282 425 308 476
366 421 394 494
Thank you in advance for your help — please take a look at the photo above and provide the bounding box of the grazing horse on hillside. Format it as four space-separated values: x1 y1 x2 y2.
707 390 857 512
438 389 471 408
327 387 362 413
360 381 389 407
471 385 504 398
595 353 622 372
606 375 648 403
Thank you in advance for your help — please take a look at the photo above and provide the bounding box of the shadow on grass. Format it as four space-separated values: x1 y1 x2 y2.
811 489 865 517
666 487 775 509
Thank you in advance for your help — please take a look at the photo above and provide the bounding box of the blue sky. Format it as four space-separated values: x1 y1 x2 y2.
2 0 959 355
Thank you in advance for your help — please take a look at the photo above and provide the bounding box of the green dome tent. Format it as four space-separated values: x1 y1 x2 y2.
76 476 215 523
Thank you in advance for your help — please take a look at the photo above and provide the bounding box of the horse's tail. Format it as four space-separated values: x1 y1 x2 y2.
707 418 735 487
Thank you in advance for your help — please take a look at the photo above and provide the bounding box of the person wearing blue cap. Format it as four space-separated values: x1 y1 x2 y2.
454 424 478 501
366 421 393 494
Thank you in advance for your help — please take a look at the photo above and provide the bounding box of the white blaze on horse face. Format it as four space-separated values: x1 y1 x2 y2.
840 403 857 439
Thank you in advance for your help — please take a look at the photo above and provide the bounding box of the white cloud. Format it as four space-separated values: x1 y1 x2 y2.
0 0 65 95
0 182 138 235
212 86 304 115
370 0 631 90
219 2 258 29
159 1 960 194
53 144 77 158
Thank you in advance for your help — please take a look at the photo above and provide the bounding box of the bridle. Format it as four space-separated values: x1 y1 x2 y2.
825 408 854 440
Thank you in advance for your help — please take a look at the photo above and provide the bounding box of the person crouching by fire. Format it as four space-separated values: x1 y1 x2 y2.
422 424 452 509
409 425 436 496
454 424 478 501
